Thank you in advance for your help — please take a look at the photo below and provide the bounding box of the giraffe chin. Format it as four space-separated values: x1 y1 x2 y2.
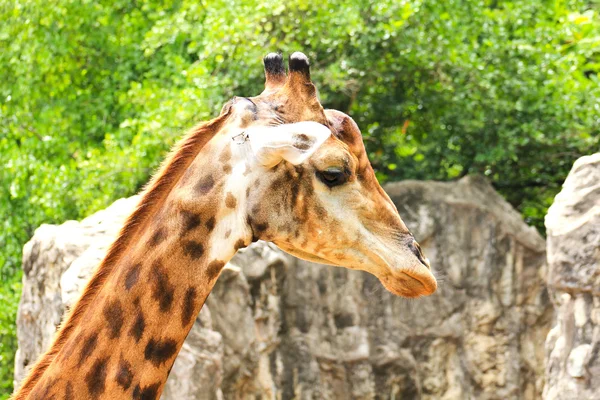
379 269 438 298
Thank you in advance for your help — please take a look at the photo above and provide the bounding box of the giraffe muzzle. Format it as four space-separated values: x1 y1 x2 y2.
380 237 437 297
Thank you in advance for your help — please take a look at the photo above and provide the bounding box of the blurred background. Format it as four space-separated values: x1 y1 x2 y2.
1 0 599 398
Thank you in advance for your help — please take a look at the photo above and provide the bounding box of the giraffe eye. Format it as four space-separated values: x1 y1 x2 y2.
316 168 348 187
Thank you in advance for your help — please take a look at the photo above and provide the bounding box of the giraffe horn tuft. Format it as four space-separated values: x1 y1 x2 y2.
288 52 310 76
263 52 286 91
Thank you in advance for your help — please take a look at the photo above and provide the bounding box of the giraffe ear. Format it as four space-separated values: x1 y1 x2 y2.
247 121 331 168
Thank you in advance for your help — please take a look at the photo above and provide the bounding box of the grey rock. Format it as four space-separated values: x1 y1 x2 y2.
163 314 224 400
15 176 550 399
543 153 600 400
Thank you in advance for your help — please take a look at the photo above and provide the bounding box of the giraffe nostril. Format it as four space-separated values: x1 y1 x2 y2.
411 240 430 269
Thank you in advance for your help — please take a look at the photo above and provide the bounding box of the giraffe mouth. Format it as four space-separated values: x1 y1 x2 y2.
379 268 437 298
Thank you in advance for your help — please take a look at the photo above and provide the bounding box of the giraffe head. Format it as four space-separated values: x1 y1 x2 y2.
201 52 436 298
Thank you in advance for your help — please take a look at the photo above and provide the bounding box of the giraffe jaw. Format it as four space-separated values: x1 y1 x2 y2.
274 244 339 267
275 242 436 298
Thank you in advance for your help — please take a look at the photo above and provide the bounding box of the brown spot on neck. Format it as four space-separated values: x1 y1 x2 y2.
103 299 124 339
255 222 269 235
85 357 109 396
205 216 216 232
134 382 161 400
181 287 198 328
116 357 133 390
144 338 178 367
234 239 247 251
181 210 201 234
206 260 225 280
129 311 145 343
78 333 98 366
195 175 215 195
183 240 205 260
150 261 175 312
124 263 142 291
225 192 237 208
148 227 167 246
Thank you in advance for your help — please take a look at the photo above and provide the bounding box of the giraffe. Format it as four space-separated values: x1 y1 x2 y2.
14 52 437 400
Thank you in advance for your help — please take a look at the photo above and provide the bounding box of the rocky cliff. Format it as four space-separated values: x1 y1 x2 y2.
15 176 550 399
544 153 600 400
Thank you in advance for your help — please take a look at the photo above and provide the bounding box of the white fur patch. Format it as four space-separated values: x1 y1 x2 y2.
246 121 331 167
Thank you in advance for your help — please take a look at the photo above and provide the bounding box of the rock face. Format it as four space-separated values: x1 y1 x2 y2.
14 176 550 399
544 153 600 400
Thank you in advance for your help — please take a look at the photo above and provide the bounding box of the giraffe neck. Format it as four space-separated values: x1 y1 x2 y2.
26 137 252 399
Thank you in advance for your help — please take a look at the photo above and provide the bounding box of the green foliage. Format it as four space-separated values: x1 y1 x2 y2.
1 0 599 394
0 278 19 398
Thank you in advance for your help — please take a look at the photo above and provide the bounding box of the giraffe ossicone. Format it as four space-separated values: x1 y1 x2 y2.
15 52 436 400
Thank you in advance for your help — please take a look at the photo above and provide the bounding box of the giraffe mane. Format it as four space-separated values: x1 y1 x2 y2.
14 111 230 399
